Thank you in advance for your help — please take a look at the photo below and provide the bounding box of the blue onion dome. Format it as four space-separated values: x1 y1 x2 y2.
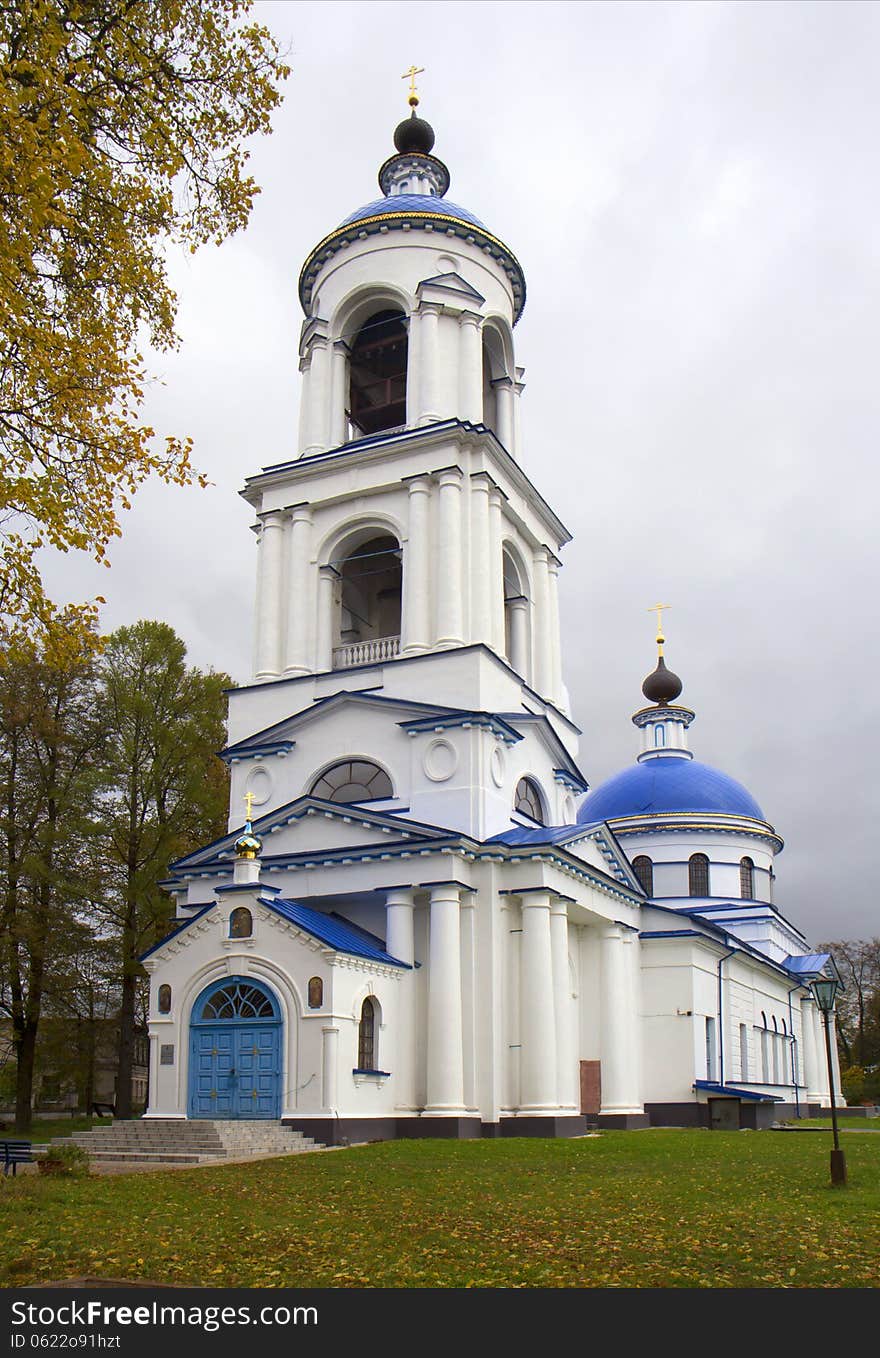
299 106 527 323
578 757 766 823
642 654 683 705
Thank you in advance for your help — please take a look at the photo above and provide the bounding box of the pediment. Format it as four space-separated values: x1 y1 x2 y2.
224 690 459 760
416 272 486 305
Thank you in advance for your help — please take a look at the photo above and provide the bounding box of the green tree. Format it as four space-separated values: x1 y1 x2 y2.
820 938 880 1072
96 620 229 1118
0 1 288 638
0 614 105 1130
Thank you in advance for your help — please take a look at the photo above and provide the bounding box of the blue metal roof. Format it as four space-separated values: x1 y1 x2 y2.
578 756 765 823
783 952 831 977
341 194 485 229
694 1080 782 1103
486 824 591 847
268 898 409 968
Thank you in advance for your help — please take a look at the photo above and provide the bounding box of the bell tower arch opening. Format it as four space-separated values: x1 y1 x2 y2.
331 529 403 668
348 309 408 437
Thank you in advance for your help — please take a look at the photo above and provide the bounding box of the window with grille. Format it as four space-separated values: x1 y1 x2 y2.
740 856 754 899
357 997 376 1070
200 982 274 1021
632 855 654 895
688 853 709 897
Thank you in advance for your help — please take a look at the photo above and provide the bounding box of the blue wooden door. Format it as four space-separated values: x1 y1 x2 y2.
189 978 282 1119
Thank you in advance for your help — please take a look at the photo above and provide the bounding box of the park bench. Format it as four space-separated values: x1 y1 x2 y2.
1 1140 33 1177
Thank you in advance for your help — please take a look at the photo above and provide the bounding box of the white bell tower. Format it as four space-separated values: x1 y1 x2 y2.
242 91 570 721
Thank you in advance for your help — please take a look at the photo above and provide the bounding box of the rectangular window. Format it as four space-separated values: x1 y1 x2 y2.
705 1016 717 1081
739 1024 749 1081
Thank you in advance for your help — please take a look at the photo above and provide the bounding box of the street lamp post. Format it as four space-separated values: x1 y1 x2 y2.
810 977 846 1187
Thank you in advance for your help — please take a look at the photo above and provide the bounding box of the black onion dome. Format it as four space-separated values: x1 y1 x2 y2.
394 110 435 155
642 655 683 705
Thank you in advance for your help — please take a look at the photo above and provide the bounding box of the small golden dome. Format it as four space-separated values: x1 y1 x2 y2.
234 831 263 860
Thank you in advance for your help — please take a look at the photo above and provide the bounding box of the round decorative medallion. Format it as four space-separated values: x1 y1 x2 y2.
423 738 458 782
436 253 459 273
245 765 272 806
490 745 505 787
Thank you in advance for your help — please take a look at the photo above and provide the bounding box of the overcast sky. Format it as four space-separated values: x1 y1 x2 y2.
42 1 879 942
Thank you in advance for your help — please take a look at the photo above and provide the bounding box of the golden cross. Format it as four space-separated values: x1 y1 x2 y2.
648 602 671 651
402 64 425 107
244 790 256 822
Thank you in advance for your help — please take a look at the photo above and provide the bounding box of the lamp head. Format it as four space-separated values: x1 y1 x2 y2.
811 976 839 1013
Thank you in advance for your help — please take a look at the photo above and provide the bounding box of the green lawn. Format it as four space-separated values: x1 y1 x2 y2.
782 1117 880 1131
1 1131 878 1288
9 1116 114 1144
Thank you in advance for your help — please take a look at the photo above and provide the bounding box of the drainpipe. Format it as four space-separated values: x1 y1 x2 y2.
717 941 737 1087
786 983 804 1120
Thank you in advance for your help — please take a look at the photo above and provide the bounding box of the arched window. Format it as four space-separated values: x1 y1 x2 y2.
348 310 407 435
357 997 376 1070
157 984 172 1015
308 976 323 1009
740 856 754 899
654 724 666 748
515 776 544 825
632 855 654 895
229 907 253 939
502 549 529 674
334 533 402 664
310 760 393 804
688 853 709 897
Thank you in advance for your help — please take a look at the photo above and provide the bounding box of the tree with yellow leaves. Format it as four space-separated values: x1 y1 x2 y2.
0 0 289 640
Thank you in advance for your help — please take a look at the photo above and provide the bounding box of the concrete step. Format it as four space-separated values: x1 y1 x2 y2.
58 1118 323 1164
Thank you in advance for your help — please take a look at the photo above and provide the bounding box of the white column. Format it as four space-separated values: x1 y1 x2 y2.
401 475 432 654
284 505 313 675
434 467 464 646
519 892 557 1111
296 354 311 456
386 888 415 965
531 546 552 696
801 998 820 1101
812 1003 830 1102
460 892 477 1111
494 376 514 450
830 1013 844 1106
508 596 529 677
329 340 350 447
426 884 465 1113
513 373 525 459
417 303 442 424
458 312 483 422
469 474 492 645
547 557 562 706
489 487 506 655
316 565 338 673
386 888 417 1113
321 1026 339 1113
304 338 331 454
254 510 285 680
599 924 642 1115
551 901 577 1110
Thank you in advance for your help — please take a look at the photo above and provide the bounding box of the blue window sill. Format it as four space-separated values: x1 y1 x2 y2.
352 1068 391 1078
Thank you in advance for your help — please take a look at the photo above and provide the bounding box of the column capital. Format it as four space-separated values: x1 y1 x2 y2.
402 472 433 493
385 886 416 908
434 464 464 487
533 544 552 566
469 470 496 495
458 309 484 330
488 485 507 508
417 299 444 318
286 501 313 524
318 562 340 580
258 508 286 529
491 374 515 391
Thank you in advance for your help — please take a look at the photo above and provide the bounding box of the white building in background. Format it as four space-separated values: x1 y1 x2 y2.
143 95 838 1139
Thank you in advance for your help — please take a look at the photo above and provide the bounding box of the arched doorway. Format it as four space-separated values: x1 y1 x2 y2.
332 532 402 667
189 976 282 1119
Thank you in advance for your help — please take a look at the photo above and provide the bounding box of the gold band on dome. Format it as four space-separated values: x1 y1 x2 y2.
299 212 526 318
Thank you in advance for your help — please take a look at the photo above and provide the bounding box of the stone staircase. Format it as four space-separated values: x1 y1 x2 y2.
51 1119 322 1165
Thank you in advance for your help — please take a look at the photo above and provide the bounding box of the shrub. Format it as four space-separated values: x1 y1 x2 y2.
38 1143 91 1178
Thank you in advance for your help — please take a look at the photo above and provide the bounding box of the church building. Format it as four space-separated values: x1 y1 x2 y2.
143 88 840 1140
